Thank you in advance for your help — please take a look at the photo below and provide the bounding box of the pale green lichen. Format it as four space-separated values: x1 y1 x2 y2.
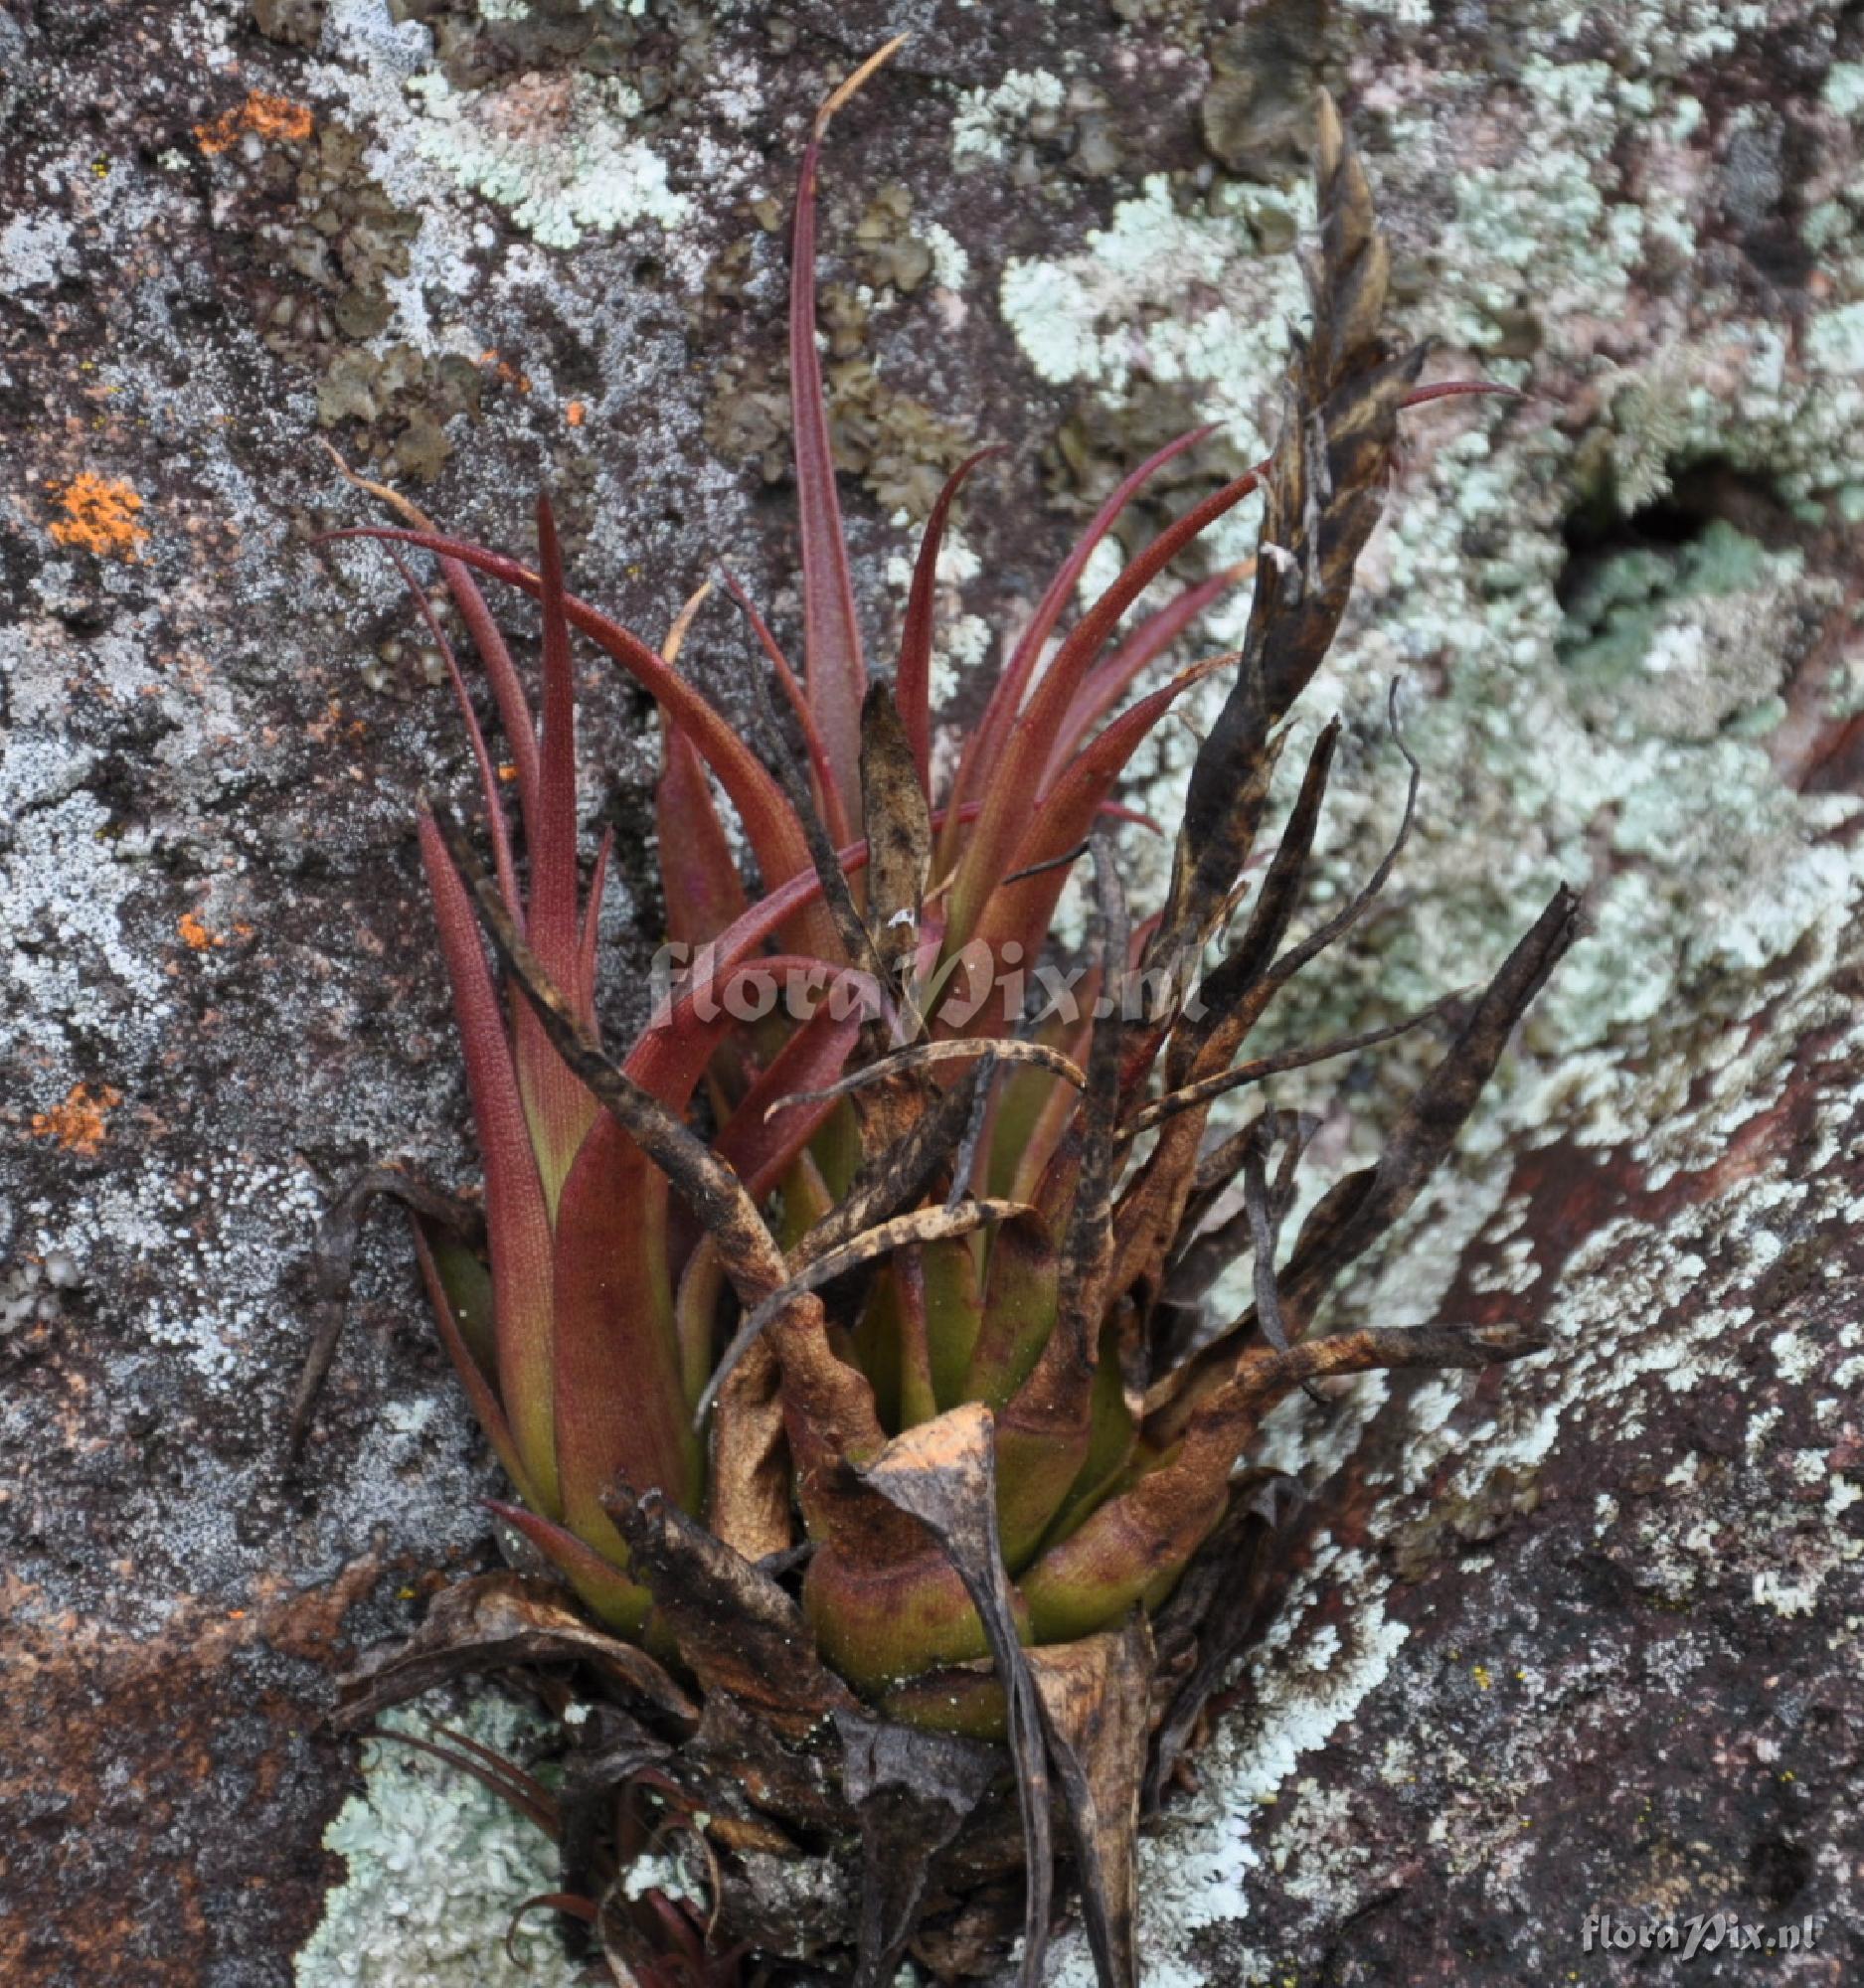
994 14 1864 1063
919 219 970 292
1821 60 1864 116
296 1698 583 1988
1000 175 1308 425
474 0 638 19
1001 14 1864 1977
403 68 687 248
950 70 1067 165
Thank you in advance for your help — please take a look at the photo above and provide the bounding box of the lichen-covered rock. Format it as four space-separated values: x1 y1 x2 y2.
2 2 1859 1984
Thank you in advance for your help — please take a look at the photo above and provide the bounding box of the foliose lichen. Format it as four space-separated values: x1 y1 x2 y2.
296 1697 583 1988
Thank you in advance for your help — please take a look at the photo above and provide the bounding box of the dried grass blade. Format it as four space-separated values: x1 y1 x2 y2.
763 1038 1086 1120
696 1199 1032 1427
1124 992 1459 1142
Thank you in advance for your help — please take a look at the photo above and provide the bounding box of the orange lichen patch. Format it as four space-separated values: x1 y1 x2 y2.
194 90 313 155
31 1084 124 1158
47 474 148 560
566 400 587 426
177 911 223 951
244 93 314 143
478 349 533 393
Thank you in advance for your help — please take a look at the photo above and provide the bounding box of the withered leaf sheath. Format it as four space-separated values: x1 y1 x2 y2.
311 59 1570 1988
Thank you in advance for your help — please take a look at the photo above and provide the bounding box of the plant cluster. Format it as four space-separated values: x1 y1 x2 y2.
300 51 1575 1988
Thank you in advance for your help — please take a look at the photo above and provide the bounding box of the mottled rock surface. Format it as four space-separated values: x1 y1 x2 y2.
2 2 1859 1985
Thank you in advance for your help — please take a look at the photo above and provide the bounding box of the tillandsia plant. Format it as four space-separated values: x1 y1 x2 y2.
299 46 1577 1988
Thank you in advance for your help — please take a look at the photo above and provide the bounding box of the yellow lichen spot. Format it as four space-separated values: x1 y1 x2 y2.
178 911 222 951
48 473 148 560
1471 1663 1492 1690
566 400 587 426
195 90 313 155
31 1083 124 1157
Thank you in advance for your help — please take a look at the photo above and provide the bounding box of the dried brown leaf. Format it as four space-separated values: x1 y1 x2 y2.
706 1332 794 1565
335 1573 699 1733
1027 1616 1154 1988
1156 92 1420 965
799 1063 987 1262
856 1404 1055 1988
837 1710 1000 1988
602 1484 856 1739
1272 883 1583 1332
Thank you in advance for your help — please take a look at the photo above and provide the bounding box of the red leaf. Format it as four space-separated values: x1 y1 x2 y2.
436 552 539 818
656 721 749 949
720 567 850 848
945 465 1268 953
951 652 1240 1021
898 446 1005 795
410 1218 546 1514
789 130 867 829
420 808 561 1514
529 495 581 984
512 496 599 1206
636 799 986 1043
1044 564 1251 783
578 824 612 1016
947 377 1498 947
551 1117 702 1551
626 951 834 1108
935 423 1213 874
321 527 817 905
714 999 867 1200
386 549 521 918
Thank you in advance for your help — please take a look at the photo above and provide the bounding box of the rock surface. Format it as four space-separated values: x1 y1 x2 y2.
2 2 1860 1985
